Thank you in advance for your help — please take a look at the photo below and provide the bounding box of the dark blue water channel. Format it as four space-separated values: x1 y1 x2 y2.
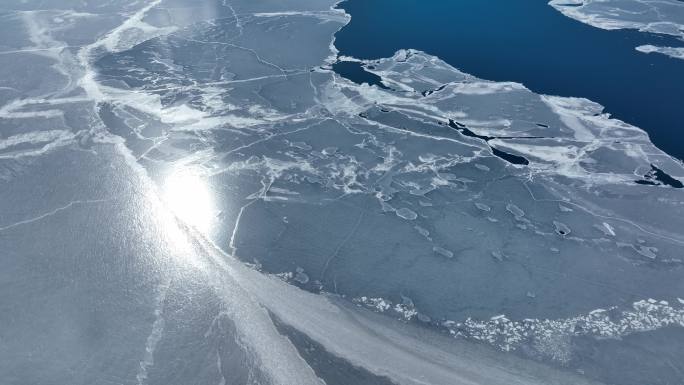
334 0 684 160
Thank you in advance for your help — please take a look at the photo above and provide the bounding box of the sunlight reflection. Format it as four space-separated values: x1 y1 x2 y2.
162 168 216 234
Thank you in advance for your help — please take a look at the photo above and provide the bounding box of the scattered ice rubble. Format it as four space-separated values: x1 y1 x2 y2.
354 295 684 362
549 0 684 60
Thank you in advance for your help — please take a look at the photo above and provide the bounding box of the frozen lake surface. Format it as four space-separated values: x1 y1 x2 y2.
1 1 683 384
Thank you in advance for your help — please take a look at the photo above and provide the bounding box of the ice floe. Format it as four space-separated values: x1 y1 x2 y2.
549 0 684 60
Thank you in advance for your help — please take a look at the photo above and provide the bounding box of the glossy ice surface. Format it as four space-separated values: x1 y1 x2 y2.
1 1 683 385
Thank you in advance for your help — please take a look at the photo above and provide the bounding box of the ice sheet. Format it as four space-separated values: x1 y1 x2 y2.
1 0 684 384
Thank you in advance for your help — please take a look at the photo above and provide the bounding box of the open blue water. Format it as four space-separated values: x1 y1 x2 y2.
334 0 684 160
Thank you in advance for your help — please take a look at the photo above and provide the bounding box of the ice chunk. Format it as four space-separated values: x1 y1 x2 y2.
553 221 571 236
475 202 491 212
506 203 525 218
414 225 431 239
294 267 310 284
559 204 573 212
433 246 454 259
491 250 506 261
396 207 418 220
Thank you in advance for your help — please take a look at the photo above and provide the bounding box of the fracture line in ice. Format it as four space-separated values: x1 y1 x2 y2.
0 46 82 55
253 10 350 24
229 199 256 254
223 118 328 156
139 73 306 93
136 282 169 385
0 199 108 232
174 36 288 72
0 97 90 119
221 0 244 37
77 0 175 103
522 182 684 246
0 130 76 160
320 199 368 280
